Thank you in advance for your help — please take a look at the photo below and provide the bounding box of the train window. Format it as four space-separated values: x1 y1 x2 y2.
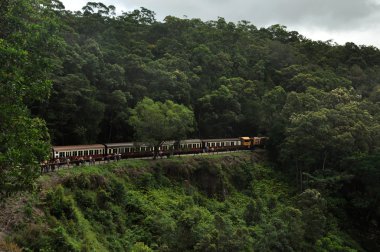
231 142 235 146
84 151 88 156
73 151 77 156
216 143 220 147
94 150 98 155
89 150 93 155
59 152 65 157
221 142 225 147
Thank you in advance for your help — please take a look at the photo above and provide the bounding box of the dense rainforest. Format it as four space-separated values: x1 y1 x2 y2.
0 154 364 251
1 0 380 251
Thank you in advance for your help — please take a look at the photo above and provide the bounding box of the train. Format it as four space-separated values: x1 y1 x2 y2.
47 136 268 168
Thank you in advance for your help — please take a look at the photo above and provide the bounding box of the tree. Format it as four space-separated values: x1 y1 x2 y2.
296 189 327 244
197 84 242 138
0 0 60 197
129 98 195 158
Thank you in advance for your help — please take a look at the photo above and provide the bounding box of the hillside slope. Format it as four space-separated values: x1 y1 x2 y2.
0 152 361 251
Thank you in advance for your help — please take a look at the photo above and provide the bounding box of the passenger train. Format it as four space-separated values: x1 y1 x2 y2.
50 137 267 166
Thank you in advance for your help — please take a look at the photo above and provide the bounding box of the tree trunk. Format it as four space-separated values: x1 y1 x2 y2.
322 150 327 171
300 166 303 192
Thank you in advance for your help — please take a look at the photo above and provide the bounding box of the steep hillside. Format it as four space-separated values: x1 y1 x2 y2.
0 152 360 251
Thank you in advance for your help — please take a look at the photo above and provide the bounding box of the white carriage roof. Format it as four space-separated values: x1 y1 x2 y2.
202 138 240 142
180 139 202 143
105 142 134 147
53 144 105 151
162 140 175 145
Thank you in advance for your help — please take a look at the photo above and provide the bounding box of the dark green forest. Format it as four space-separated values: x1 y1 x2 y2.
1 0 380 251
0 154 364 251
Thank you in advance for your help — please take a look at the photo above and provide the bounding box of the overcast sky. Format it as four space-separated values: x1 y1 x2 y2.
60 0 380 48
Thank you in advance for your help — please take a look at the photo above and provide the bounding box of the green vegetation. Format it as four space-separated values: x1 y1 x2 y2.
129 98 195 158
1 153 361 251
1 0 380 250
0 0 61 197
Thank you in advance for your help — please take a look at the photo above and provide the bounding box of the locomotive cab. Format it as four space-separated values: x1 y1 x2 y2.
240 137 251 148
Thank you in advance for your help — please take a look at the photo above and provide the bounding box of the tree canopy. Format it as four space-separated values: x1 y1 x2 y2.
129 98 195 156
1 0 380 249
0 0 60 197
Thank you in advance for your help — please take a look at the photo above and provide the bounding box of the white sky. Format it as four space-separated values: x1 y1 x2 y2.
60 0 380 48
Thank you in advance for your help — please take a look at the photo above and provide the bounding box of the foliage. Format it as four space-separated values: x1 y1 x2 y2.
0 0 61 197
2 0 380 249
5 154 361 251
129 97 195 156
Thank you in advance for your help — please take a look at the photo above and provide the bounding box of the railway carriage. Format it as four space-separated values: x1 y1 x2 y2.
176 139 203 154
202 138 241 151
161 140 175 151
105 142 155 158
105 142 134 155
52 144 106 159
49 136 267 166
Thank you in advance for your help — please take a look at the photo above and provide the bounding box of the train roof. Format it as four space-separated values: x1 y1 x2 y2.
202 138 240 142
181 139 202 143
162 140 175 145
53 144 105 151
105 142 134 147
